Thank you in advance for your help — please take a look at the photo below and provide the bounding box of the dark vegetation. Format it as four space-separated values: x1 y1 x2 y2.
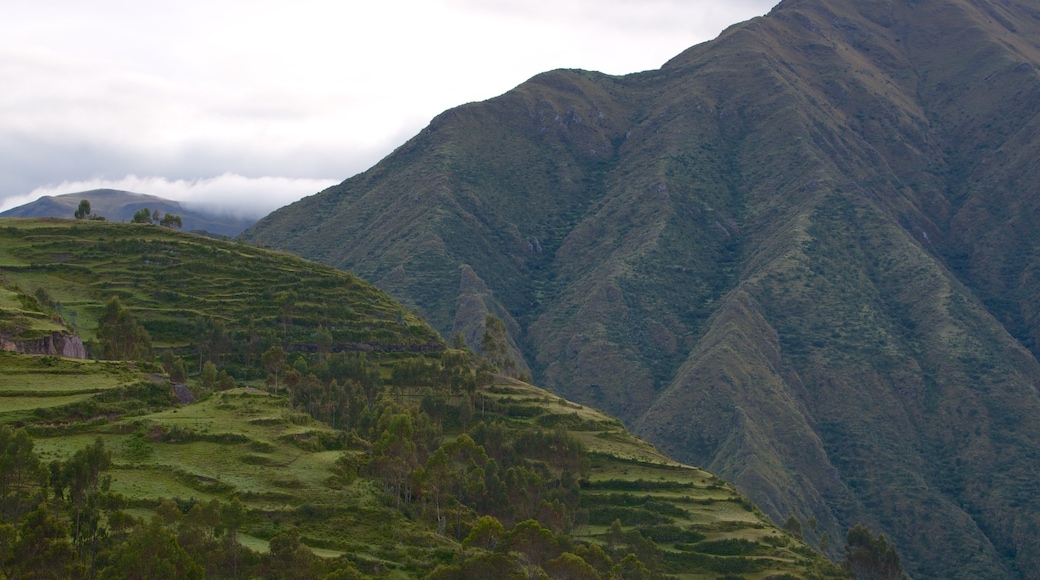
0 219 844 578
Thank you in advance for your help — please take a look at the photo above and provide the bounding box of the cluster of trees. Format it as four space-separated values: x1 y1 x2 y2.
333 386 675 578
428 516 658 579
843 525 908 580
479 315 519 378
362 411 586 533
0 426 365 579
73 200 105 221
95 296 152 361
179 324 668 577
131 207 182 228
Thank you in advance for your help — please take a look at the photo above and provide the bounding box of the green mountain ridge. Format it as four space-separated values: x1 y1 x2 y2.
0 218 841 579
244 0 1040 577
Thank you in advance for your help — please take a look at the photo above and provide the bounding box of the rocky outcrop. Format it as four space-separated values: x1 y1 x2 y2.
1 331 87 359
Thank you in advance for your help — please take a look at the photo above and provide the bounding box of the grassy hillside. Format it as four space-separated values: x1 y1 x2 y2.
0 218 839 579
0 276 69 342
0 218 441 361
243 0 1040 577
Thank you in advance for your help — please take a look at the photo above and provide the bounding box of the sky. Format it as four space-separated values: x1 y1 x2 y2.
1 0 778 218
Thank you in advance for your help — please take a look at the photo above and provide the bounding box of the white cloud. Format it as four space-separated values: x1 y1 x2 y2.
3 174 340 219
0 0 778 211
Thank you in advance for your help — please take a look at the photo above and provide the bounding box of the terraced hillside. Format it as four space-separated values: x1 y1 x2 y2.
0 218 441 360
0 219 839 578
245 0 1040 577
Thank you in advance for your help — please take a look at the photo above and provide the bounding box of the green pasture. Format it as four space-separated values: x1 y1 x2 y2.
0 394 96 421
17 384 435 560
0 353 149 425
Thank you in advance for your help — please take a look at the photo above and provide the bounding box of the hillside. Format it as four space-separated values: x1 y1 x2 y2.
244 0 1040 577
0 218 840 579
1 189 257 236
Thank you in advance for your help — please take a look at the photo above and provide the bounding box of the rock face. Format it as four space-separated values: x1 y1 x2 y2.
2 332 86 359
245 0 1040 577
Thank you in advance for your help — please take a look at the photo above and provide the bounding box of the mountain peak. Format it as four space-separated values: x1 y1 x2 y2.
244 1 1040 576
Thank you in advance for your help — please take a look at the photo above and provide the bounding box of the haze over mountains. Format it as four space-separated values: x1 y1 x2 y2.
246 0 1040 577
0 189 257 237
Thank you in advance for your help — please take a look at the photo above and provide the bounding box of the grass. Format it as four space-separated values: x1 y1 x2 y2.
21 387 409 551
3 356 837 577
0 219 442 356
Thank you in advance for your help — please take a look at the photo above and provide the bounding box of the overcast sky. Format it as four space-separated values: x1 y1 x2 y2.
2 0 777 218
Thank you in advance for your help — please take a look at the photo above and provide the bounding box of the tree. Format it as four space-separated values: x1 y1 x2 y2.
783 514 804 540
575 542 613 577
481 315 517 376
612 553 652 580
55 438 112 570
260 527 321 580
314 325 333 363
503 520 560 568
842 524 908 580
283 369 302 402
195 316 229 370
96 296 152 361
462 515 505 551
0 521 14 580
160 213 183 229
74 199 91 219
33 287 55 309
0 426 45 524
607 519 624 552
170 358 188 384
370 414 420 508
197 361 218 391
103 517 202 580
7 505 78 580
219 496 247 579
422 434 489 530
131 208 153 224
262 346 285 393
544 552 601 580
278 291 296 339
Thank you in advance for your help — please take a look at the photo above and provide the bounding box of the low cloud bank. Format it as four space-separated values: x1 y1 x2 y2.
1 174 340 219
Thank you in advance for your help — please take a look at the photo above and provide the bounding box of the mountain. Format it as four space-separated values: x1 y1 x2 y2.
1 189 256 236
244 0 1040 577
0 218 841 579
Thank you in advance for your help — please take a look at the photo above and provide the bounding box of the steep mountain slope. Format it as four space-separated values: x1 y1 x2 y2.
1 189 256 236
245 0 1040 577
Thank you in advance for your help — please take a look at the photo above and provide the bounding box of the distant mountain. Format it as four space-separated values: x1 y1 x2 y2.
245 0 1040 577
1 189 256 236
